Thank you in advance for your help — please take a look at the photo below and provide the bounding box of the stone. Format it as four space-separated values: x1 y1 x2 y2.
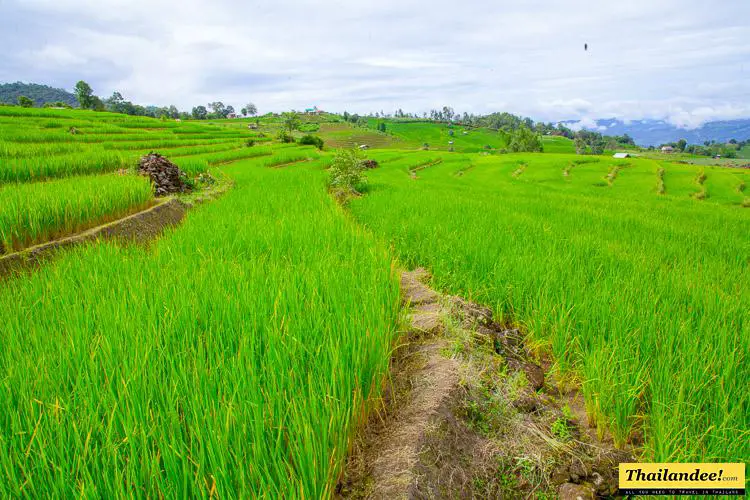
524 363 545 391
559 482 594 500
138 152 190 196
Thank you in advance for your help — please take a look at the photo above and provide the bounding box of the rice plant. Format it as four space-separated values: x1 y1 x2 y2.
0 157 399 497
0 173 153 252
349 152 749 465
0 151 133 183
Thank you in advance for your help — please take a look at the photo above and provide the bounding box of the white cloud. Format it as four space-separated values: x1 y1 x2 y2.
0 0 748 125
27 45 86 66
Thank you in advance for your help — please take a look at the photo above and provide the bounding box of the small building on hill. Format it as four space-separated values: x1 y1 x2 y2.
359 144 369 150
613 152 630 159
661 146 674 153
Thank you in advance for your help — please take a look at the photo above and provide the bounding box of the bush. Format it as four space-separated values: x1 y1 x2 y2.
277 130 295 143
299 134 324 150
43 101 73 109
245 139 255 147
508 126 543 153
328 148 366 194
17 96 33 108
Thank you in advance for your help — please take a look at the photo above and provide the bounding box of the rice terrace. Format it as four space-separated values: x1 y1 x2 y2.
1 1 749 498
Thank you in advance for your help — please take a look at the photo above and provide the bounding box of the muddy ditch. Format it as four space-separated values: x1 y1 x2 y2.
337 268 635 499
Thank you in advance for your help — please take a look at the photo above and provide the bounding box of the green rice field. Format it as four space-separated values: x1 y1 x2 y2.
351 151 749 463
0 107 747 495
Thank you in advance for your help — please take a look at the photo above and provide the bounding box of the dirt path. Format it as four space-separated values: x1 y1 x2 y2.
337 269 634 499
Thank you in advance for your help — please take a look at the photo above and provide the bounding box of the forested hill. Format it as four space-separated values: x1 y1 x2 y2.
0 82 77 107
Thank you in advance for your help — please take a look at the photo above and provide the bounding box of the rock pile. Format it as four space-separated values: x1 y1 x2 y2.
138 152 190 196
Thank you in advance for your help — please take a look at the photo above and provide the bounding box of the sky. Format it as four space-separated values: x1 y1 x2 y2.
2 0 749 129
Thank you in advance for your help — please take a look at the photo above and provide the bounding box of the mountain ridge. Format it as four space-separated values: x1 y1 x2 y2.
562 117 750 146
0 82 78 107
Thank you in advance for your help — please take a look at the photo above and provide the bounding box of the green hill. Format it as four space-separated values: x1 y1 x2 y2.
368 120 509 152
0 82 78 107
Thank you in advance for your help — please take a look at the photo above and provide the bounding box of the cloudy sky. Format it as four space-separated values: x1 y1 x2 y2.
2 0 749 128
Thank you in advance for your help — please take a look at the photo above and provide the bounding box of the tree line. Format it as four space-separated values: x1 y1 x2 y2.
3 80 259 121
655 138 747 158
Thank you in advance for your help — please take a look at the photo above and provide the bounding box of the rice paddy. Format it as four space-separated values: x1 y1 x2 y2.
0 173 153 252
0 107 747 495
0 156 399 497
350 151 749 464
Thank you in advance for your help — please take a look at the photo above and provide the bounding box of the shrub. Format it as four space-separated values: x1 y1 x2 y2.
43 101 72 109
245 139 255 147
17 96 33 108
328 148 366 194
508 125 543 153
299 135 324 150
277 130 295 143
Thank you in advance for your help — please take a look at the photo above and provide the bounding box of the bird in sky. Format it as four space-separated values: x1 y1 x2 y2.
585 43 588 51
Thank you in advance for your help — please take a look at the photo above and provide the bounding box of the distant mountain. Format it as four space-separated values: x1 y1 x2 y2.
0 82 78 107
563 117 750 146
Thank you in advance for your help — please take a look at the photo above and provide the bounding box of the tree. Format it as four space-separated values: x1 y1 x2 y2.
90 96 105 111
192 105 207 120
442 106 454 122
225 105 235 117
74 81 94 109
208 101 226 118
17 95 33 107
168 105 179 119
282 112 301 133
574 136 587 155
245 102 257 116
105 91 125 113
508 125 543 153
677 138 687 152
